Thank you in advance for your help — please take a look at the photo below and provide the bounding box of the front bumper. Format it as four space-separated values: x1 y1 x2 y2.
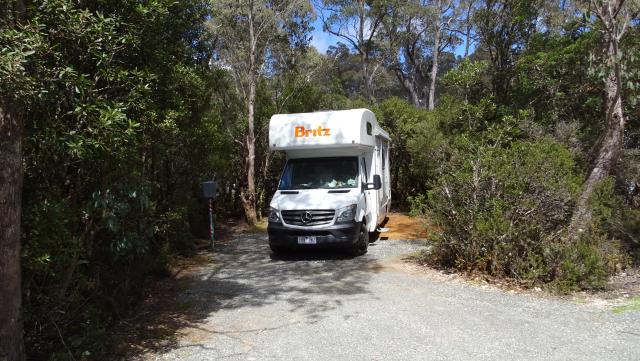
268 221 361 248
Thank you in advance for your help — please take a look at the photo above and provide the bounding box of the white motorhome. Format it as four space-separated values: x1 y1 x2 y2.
267 109 391 256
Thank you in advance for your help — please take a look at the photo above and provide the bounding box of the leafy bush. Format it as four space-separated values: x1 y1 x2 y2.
373 97 445 208
611 152 640 263
13 0 214 358
161 208 196 257
421 138 620 289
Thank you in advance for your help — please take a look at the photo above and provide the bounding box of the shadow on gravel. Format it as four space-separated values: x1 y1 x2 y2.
106 233 381 360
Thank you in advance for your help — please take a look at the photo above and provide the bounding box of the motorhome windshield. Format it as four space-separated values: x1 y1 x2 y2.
279 157 359 190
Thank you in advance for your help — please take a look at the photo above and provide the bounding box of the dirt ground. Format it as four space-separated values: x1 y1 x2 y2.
378 212 429 240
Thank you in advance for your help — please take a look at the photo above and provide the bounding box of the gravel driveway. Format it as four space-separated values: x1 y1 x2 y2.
142 234 640 361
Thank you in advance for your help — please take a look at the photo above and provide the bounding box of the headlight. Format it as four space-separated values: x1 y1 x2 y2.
268 207 281 223
336 204 357 223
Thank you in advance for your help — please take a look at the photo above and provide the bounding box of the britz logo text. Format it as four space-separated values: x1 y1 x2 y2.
294 126 331 137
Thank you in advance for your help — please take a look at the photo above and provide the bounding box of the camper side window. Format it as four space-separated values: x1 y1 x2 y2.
382 142 387 170
366 122 372 136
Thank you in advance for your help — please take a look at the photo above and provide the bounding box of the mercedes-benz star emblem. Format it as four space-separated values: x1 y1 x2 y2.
301 211 313 224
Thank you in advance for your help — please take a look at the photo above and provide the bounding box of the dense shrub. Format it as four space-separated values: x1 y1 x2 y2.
373 97 445 208
13 1 216 358
611 153 640 263
421 138 622 289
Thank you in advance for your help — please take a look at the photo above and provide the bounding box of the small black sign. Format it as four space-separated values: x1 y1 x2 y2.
201 181 217 199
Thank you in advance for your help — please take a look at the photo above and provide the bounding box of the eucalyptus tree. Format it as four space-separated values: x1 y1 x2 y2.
319 0 388 102
209 0 313 224
474 0 544 102
569 0 640 240
2 1 216 358
380 0 460 109
458 0 479 58
380 0 431 107
427 0 458 109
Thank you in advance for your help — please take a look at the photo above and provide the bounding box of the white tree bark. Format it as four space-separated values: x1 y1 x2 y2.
428 0 441 111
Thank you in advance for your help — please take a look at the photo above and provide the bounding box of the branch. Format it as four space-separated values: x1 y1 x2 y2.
593 1 613 32
366 10 387 45
323 18 362 54
616 6 631 40
612 0 626 19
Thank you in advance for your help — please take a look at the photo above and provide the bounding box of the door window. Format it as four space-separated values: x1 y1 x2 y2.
361 158 368 186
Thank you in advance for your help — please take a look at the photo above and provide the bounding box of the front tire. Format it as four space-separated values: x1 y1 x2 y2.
348 223 369 256
269 243 288 254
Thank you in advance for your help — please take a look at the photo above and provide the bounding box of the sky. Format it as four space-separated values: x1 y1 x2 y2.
309 14 340 54
308 6 473 57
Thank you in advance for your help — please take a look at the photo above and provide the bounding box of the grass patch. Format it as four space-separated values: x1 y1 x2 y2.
612 296 640 314
404 249 431 263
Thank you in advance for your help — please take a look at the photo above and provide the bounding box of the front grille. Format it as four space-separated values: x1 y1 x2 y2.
281 209 335 226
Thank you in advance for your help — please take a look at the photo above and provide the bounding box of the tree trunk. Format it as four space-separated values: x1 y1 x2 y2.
395 69 420 107
241 6 259 226
428 0 442 110
463 0 474 58
464 28 471 58
1 2 27 359
0 98 26 361
568 1 626 240
357 0 374 102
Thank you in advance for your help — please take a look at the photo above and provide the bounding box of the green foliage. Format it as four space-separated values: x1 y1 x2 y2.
555 239 609 292
612 296 640 314
409 16 639 291
423 138 590 285
419 125 628 290
553 177 629 293
6 0 218 358
442 59 489 102
3 0 639 358
161 208 196 257
372 97 445 208
512 31 603 150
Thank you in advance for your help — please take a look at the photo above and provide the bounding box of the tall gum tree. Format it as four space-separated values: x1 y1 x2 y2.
380 0 457 109
459 0 478 58
320 0 387 102
568 0 637 240
475 0 542 103
427 0 456 110
0 1 27 360
209 0 313 225
381 0 430 107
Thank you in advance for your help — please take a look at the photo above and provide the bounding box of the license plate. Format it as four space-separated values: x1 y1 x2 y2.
297 236 317 245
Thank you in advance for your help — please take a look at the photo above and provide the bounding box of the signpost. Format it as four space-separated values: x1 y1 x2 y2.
201 181 217 250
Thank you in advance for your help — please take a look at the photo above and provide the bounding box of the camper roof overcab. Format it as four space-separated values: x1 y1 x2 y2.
267 109 391 256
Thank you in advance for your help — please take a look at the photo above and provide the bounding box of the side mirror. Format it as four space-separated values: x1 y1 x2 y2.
372 174 382 190
365 175 382 190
